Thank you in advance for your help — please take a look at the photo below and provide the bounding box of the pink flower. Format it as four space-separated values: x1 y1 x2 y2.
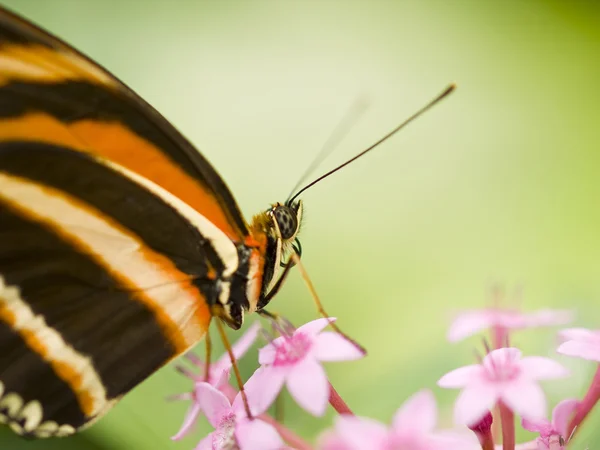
244 318 364 416
521 398 579 450
317 390 479 450
448 308 574 342
557 328 600 362
172 382 284 450
468 412 493 447
438 348 569 425
176 321 261 399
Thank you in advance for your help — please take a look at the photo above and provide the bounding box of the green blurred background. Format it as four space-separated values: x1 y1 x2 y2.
1 0 600 448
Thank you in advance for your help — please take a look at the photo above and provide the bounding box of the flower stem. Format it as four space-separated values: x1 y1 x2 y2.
328 382 354 415
481 439 495 450
490 326 506 443
498 402 515 450
491 405 501 444
568 363 600 438
259 414 314 450
491 325 508 350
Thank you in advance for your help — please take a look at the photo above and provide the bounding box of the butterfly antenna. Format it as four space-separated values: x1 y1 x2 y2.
288 83 456 204
286 97 369 204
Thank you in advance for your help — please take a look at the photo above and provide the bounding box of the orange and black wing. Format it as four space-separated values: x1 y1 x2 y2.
0 6 249 241
0 6 248 437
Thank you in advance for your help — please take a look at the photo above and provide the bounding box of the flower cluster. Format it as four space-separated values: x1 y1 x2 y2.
170 299 600 450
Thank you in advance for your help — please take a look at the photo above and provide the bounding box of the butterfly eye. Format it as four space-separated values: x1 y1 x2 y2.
273 205 299 240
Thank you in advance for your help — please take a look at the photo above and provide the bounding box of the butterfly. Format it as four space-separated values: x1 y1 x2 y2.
0 4 456 439
0 6 306 438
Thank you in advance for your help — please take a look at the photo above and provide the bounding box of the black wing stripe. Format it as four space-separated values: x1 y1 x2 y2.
0 81 212 178
0 140 225 278
0 319 85 435
0 202 173 402
0 7 250 239
0 9 57 48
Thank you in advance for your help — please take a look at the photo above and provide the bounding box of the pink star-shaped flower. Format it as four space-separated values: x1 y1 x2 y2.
175 321 261 400
438 347 569 425
172 382 284 450
521 398 579 450
448 308 574 342
557 328 600 362
317 390 479 450
244 318 365 417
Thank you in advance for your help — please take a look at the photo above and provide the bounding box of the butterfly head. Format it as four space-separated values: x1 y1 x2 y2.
247 199 303 312
266 199 303 271
271 200 303 243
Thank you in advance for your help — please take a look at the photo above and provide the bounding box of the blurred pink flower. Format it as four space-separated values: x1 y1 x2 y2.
557 328 600 362
244 318 364 416
438 348 569 425
467 412 493 448
172 382 284 450
317 390 479 450
448 308 574 342
521 398 578 450
176 321 261 399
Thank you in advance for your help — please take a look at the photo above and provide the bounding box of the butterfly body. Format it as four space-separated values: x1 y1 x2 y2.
0 7 302 437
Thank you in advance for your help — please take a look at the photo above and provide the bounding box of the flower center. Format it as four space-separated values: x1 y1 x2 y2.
486 359 520 381
213 413 239 450
273 332 312 366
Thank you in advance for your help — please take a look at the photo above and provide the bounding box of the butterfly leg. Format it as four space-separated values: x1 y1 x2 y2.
203 330 212 382
212 316 252 418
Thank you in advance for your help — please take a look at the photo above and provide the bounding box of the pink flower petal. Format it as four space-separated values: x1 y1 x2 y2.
258 343 277 365
318 431 354 450
429 430 481 450
235 418 284 450
195 382 232 428
552 398 579 437
482 347 522 373
286 356 329 416
454 383 499 425
214 367 232 392
437 365 482 388
332 415 389 449
314 332 365 362
392 389 437 435
502 380 547 421
557 340 600 362
171 402 203 440
214 321 261 372
495 310 528 328
524 309 574 327
241 366 286 416
513 442 540 450
518 357 569 380
296 317 337 337
521 416 552 435
447 310 495 342
558 327 597 342
194 433 213 450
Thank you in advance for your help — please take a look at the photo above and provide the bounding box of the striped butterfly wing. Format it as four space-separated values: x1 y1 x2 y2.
0 7 248 437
